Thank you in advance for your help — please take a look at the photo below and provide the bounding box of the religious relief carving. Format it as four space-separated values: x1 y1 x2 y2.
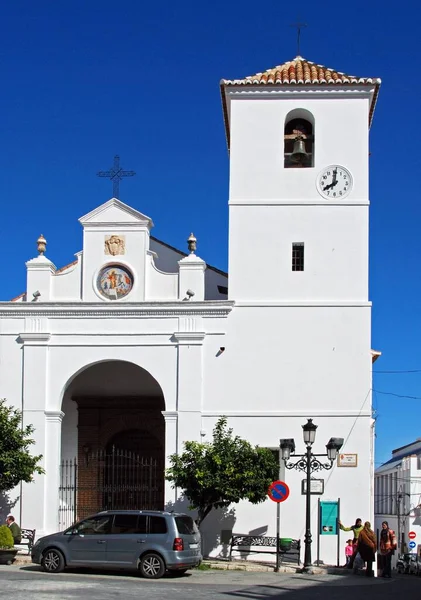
104 235 125 256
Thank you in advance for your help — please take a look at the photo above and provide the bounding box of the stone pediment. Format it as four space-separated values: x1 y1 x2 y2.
79 198 154 228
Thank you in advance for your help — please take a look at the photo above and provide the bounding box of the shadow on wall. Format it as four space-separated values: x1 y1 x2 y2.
165 496 237 558
0 492 19 524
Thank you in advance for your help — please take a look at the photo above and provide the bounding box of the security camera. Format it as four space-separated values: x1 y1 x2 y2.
32 290 41 301
186 289 195 299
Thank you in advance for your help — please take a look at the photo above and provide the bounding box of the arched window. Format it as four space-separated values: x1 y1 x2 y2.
284 110 314 168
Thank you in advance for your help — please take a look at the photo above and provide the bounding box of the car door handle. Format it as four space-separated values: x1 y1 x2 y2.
97 540 106 544
137 540 146 543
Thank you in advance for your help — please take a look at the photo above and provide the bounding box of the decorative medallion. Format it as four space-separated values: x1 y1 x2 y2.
104 235 125 256
97 264 133 300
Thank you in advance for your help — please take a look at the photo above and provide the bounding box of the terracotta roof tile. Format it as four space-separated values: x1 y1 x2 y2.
222 56 380 86
220 56 381 148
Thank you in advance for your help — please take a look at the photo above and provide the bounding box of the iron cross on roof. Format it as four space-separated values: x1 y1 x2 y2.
97 155 136 199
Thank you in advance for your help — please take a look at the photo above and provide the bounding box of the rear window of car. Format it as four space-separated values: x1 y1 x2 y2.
149 516 167 534
175 516 198 535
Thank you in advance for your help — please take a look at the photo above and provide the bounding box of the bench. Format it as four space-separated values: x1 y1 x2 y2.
15 529 36 555
229 534 301 565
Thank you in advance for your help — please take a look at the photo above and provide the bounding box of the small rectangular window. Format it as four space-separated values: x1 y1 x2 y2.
111 514 145 534
149 516 168 534
292 243 304 271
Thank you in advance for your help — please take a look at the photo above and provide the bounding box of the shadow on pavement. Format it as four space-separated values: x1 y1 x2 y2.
222 574 407 600
18 564 193 579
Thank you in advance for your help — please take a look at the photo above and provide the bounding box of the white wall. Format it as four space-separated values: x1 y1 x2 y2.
228 95 370 201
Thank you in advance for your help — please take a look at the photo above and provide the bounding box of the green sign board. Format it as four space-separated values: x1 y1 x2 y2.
320 500 339 536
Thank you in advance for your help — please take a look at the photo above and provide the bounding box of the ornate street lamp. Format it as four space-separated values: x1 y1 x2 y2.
280 419 343 573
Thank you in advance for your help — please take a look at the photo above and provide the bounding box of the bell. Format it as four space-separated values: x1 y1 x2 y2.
290 136 308 164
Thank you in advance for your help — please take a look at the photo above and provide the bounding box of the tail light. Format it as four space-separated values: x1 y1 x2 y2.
173 537 184 551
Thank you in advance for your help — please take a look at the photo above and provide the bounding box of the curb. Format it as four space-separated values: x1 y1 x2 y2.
203 560 352 576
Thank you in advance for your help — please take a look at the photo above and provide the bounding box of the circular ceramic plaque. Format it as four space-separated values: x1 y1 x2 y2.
97 264 133 300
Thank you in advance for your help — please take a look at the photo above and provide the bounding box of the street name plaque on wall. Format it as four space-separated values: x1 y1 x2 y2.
337 453 358 467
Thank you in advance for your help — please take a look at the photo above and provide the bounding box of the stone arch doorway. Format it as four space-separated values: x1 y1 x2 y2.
60 360 165 523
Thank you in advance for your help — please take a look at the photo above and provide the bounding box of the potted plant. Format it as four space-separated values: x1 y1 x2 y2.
0 525 18 565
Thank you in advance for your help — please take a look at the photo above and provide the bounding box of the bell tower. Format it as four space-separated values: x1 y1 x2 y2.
220 57 381 302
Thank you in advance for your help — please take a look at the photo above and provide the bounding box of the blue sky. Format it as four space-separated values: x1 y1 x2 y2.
2 1 420 465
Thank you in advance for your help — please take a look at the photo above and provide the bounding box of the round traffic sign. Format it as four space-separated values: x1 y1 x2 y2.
409 531 416 540
268 480 290 503
409 541 416 549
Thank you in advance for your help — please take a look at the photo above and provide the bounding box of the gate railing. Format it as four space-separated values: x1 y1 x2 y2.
58 449 163 529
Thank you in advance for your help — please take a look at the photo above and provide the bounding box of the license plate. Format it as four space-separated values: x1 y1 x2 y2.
189 543 198 549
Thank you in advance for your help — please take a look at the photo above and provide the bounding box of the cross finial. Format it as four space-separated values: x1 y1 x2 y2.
291 20 307 57
97 155 136 199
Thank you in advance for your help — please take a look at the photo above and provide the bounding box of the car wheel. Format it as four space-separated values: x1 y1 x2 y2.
41 548 65 573
168 568 188 576
140 553 165 579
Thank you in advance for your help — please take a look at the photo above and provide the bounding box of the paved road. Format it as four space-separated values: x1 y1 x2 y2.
1 565 419 600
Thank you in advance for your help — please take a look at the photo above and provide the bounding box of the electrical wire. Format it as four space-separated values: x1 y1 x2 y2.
373 369 421 374
373 389 421 400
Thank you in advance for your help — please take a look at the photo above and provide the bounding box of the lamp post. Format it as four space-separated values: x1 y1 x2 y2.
280 419 343 574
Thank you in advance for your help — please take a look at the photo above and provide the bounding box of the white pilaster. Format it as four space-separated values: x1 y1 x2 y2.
178 254 206 300
173 330 205 450
19 329 50 536
44 410 65 534
26 255 56 302
162 411 178 506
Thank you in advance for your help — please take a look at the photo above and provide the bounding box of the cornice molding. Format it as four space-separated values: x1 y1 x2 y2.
161 411 178 422
229 199 370 206
0 301 234 319
172 331 206 344
234 301 371 307
18 332 51 344
225 86 376 100
45 410 65 423
202 410 372 417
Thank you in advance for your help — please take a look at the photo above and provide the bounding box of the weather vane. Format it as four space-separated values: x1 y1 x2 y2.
291 20 307 57
97 155 136 199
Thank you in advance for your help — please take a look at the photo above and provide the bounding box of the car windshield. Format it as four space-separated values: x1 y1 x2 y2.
175 516 198 535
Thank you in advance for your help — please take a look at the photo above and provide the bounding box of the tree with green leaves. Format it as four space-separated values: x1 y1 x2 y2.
166 417 278 526
0 399 44 494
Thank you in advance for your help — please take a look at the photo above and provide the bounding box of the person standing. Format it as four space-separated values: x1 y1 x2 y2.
357 521 377 577
6 515 21 545
345 539 354 567
338 518 364 568
379 521 397 578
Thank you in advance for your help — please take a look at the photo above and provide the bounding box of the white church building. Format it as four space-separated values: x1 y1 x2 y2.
0 56 381 565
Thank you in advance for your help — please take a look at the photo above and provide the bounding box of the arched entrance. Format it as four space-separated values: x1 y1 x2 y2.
60 361 165 525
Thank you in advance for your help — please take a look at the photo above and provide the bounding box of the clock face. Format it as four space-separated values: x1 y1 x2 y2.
97 264 133 300
317 165 352 199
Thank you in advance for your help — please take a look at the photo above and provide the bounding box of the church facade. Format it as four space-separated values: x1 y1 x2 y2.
0 56 381 565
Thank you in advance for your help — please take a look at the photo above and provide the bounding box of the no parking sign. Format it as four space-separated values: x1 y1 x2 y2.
267 480 290 503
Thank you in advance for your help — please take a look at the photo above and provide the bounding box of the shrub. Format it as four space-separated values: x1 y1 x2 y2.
0 525 14 549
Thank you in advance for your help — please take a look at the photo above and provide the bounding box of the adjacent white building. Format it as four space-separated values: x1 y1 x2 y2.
375 439 421 559
0 55 381 565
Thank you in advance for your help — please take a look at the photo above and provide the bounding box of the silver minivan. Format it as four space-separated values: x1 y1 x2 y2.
31 510 202 579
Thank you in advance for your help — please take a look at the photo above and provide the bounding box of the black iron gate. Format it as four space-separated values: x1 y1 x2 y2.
59 448 163 530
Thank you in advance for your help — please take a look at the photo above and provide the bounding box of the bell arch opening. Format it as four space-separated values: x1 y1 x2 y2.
60 360 165 526
284 109 315 168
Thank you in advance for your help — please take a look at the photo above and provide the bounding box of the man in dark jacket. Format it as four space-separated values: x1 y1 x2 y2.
6 515 21 544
